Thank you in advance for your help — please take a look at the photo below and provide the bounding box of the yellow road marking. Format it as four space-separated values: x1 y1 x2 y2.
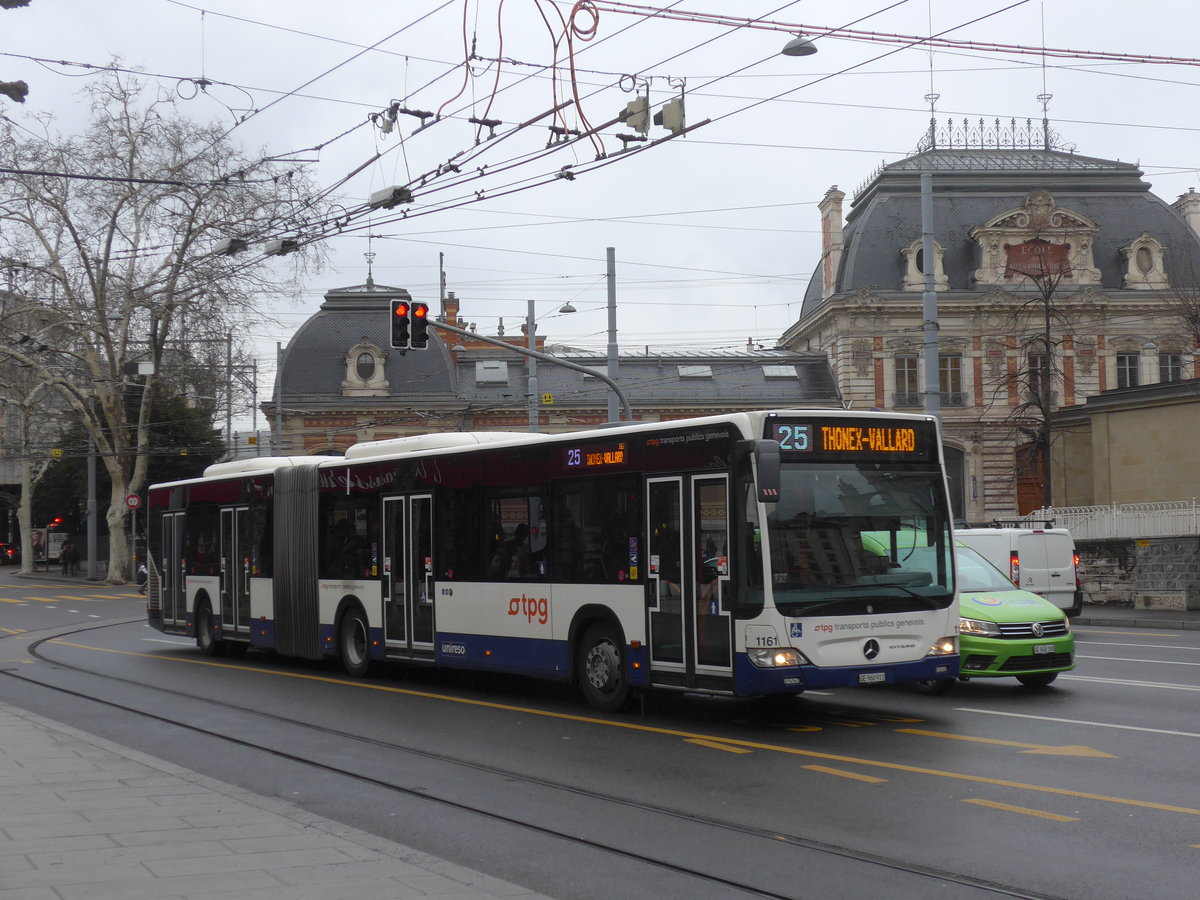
57 595 99 601
804 765 887 784
964 798 1080 822
49 639 1200 819
0 597 28 604
29 597 63 603
896 728 1116 758
685 738 753 754
1 627 26 634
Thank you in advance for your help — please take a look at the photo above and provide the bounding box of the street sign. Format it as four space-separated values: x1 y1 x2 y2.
125 493 141 509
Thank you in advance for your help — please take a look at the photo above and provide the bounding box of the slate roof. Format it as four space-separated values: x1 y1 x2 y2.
275 285 841 418
800 148 1200 318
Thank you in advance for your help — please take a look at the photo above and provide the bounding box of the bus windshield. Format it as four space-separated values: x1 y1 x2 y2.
764 462 953 614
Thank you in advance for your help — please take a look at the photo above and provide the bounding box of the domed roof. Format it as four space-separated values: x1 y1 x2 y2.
801 148 1200 316
275 281 457 408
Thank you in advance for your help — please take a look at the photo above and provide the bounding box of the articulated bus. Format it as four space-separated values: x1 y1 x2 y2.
147 410 959 710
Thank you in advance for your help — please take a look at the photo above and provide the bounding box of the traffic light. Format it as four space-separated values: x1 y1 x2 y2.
622 96 649 134
390 299 410 348
654 97 685 134
410 302 430 349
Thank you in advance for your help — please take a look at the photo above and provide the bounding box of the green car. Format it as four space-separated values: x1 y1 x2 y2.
917 544 1075 694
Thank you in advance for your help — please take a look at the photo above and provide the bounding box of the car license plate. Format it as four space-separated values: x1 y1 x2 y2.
859 672 886 684
1033 643 1055 654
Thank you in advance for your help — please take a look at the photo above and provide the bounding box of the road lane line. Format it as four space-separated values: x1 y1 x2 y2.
1077 655 1200 667
1072 628 1179 637
957 708 1200 740
51 638 1200 819
685 738 753 754
963 798 1079 822
0 598 27 604
895 729 1115 758
1076 641 1200 651
803 765 887 784
1061 674 1200 691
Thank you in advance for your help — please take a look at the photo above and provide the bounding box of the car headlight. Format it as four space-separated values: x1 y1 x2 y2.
747 647 808 667
958 617 1002 637
927 635 958 656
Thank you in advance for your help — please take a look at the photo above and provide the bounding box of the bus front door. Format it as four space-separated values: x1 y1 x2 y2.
646 476 733 688
383 495 435 657
219 507 251 635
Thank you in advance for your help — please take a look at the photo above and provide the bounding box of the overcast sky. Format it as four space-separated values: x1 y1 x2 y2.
6 0 1200 417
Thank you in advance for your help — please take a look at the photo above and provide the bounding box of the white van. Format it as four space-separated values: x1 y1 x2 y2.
954 527 1083 616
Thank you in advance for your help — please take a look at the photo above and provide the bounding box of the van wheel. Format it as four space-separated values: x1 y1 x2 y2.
339 606 371 678
578 622 629 712
1016 672 1058 688
913 678 954 696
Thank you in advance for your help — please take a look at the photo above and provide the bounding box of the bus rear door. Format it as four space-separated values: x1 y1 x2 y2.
646 476 733 690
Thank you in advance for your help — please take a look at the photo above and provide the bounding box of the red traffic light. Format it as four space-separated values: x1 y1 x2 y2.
410 302 430 348
394 302 410 318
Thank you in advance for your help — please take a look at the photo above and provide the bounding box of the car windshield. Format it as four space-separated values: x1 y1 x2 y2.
764 463 954 613
954 544 1020 593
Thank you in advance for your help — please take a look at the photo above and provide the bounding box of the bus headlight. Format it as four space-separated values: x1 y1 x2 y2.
927 636 958 656
747 647 807 668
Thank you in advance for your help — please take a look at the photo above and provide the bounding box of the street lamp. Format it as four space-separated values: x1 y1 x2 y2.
781 33 818 57
526 300 578 433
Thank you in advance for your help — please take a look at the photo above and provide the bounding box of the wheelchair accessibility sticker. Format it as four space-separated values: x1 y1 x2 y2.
789 622 803 638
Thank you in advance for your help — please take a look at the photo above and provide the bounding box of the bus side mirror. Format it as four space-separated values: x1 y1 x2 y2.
737 439 781 504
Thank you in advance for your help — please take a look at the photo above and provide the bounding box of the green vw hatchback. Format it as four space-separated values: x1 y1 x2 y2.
917 543 1075 694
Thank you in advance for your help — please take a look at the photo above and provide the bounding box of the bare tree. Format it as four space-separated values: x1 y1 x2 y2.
0 70 327 581
977 237 1076 512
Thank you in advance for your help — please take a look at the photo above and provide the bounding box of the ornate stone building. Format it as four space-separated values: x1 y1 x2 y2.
266 283 841 455
779 132 1200 522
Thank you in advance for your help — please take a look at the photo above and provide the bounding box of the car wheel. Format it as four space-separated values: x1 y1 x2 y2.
1016 672 1058 688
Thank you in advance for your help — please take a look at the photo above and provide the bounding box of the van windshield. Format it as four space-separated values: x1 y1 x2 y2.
764 463 954 614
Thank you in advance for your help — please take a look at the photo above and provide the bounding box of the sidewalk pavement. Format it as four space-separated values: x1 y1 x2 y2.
1073 601 1200 630
0 703 552 900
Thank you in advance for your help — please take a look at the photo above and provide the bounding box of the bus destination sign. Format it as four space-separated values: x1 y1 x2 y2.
770 420 931 461
565 442 627 469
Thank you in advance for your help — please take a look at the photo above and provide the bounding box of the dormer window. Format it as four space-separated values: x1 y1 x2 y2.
900 238 948 291
1120 233 1169 289
355 352 376 381
342 340 390 397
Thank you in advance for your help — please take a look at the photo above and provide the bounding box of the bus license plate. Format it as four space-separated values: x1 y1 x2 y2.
1033 643 1055 654
859 672 886 684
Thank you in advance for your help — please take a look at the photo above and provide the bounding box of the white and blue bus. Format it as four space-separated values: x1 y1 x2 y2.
147 409 958 710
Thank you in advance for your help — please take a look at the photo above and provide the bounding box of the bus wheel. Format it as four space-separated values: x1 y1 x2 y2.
913 678 954 696
578 622 629 712
195 602 225 657
339 606 371 678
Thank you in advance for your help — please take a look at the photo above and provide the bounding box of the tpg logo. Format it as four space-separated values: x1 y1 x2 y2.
509 594 549 625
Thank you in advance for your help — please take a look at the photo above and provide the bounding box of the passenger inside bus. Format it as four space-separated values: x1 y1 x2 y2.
489 523 532 579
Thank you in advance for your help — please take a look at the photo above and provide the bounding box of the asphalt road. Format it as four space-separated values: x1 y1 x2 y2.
3 573 1197 900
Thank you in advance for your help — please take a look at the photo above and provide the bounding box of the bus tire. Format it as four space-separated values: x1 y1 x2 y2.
195 601 225 657
339 605 371 678
578 621 629 712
